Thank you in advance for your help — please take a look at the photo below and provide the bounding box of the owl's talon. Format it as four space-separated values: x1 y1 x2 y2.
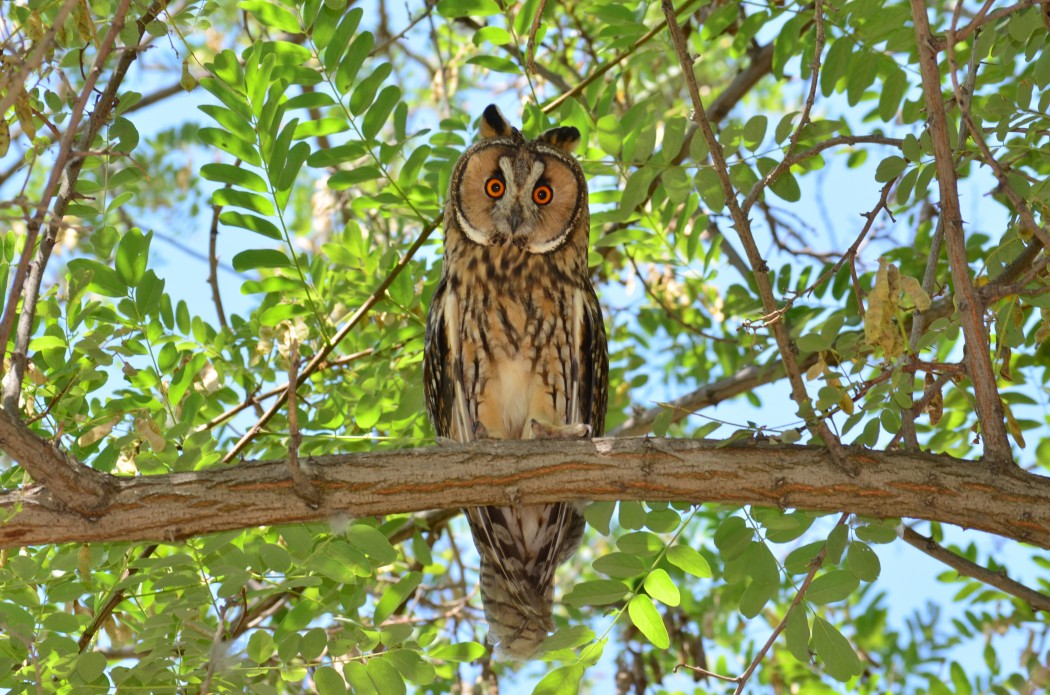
530 419 592 440
435 436 459 446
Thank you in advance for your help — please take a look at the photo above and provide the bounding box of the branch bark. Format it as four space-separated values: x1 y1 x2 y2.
909 0 1012 466
3 438 1050 550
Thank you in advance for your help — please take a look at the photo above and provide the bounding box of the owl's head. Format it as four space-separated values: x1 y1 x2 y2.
448 105 586 254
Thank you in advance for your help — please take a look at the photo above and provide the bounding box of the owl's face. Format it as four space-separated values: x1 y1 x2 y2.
449 106 586 255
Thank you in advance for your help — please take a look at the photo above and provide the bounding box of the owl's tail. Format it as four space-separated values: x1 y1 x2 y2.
467 503 586 660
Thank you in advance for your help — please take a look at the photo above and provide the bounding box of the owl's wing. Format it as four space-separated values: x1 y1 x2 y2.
424 275 473 441
573 283 609 436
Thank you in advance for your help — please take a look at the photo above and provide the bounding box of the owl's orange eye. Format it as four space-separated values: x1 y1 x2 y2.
533 184 553 205
485 177 505 198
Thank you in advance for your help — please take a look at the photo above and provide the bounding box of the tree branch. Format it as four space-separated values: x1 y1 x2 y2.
0 409 114 514
901 526 1050 614
3 438 1050 549
909 0 1012 466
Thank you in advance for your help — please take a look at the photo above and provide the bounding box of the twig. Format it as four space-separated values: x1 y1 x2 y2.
208 192 232 331
222 218 439 463
662 0 848 469
78 544 158 652
525 0 548 75
742 0 825 214
909 0 1012 467
198 602 229 695
673 663 739 683
286 339 319 506
734 513 851 693
901 526 1050 613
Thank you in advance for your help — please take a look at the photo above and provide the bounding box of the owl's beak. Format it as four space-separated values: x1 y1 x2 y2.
508 204 524 234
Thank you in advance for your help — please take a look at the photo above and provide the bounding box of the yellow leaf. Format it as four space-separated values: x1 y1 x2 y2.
864 258 903 359
14 90 36 140
806 354 826 381
1003 401 1025 449
78 418 117 447
899 275 931 311
0 120 9 158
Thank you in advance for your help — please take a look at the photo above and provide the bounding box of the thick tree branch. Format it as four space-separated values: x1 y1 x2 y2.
909 0 1012 466
3 439 1050 550
0 409 115 514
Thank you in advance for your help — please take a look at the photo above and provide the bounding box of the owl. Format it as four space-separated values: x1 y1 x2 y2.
424 104 608 659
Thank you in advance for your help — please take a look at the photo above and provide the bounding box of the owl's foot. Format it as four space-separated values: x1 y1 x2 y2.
473 421 504 440
530 420 592 440
435 436 459 446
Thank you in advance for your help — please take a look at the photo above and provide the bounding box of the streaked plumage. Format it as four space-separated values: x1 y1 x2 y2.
424 104 608 659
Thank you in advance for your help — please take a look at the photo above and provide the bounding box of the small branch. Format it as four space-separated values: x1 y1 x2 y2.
662 0 846 467
734 513 850 694
0 0 80 117
221 219 438 463
932 0 1039 50
525 0 548 75
286 339 319 507
909 0 1012 467
207 195 231 330
742 0 825 215
78 544 158 652
0 408 115 515
4 439 1050 549
901 526 1050 613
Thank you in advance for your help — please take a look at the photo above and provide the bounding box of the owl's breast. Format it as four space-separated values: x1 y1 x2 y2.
451 250 580 440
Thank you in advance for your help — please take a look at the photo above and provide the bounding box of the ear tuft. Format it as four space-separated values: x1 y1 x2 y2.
538 126 581 153
480 104 513 139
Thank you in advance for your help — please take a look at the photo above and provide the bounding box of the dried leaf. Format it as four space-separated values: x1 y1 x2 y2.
899 275 931 311
14 90 36 140
806 354 826 381
864 258 903 359
78 418 117 447
1003 401 1025 449
0 120 9 158
999 344 1012 381
924 373 943 426
134 417 166 452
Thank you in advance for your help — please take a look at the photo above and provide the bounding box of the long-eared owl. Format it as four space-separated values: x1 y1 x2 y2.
424 105 609 659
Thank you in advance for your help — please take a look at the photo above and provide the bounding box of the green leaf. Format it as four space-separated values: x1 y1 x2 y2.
363 85 401 139
198 127 261 166
232 248 292 271
114 228 151 287
811 617 863 682
200 163 268 192
616 531 664 557
238 0 301 33
247 629 275 663
76 652 107 682
212 189 275 216
739 576 778 618
742 114 767 151
695 167 726 212
374 572 422 624
365 656 406 695
643 568 680 607
785 607 810 663
874 155 907 183
349 62 392 116
67 259 128 298
277 141 310 192
666 544 712 578
336 32 375 93
314 665 347 695
343 662 378 695
219 211 283 240
347 524 398 564
466 55 520 73
437 0 502 17
592 552 646 579
563 579 628 607
585 501 614 535
846 542 881 581
533 664 585 695
323 7 364 72
806 570 859 605
428 641 487 662
627 595 669 649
